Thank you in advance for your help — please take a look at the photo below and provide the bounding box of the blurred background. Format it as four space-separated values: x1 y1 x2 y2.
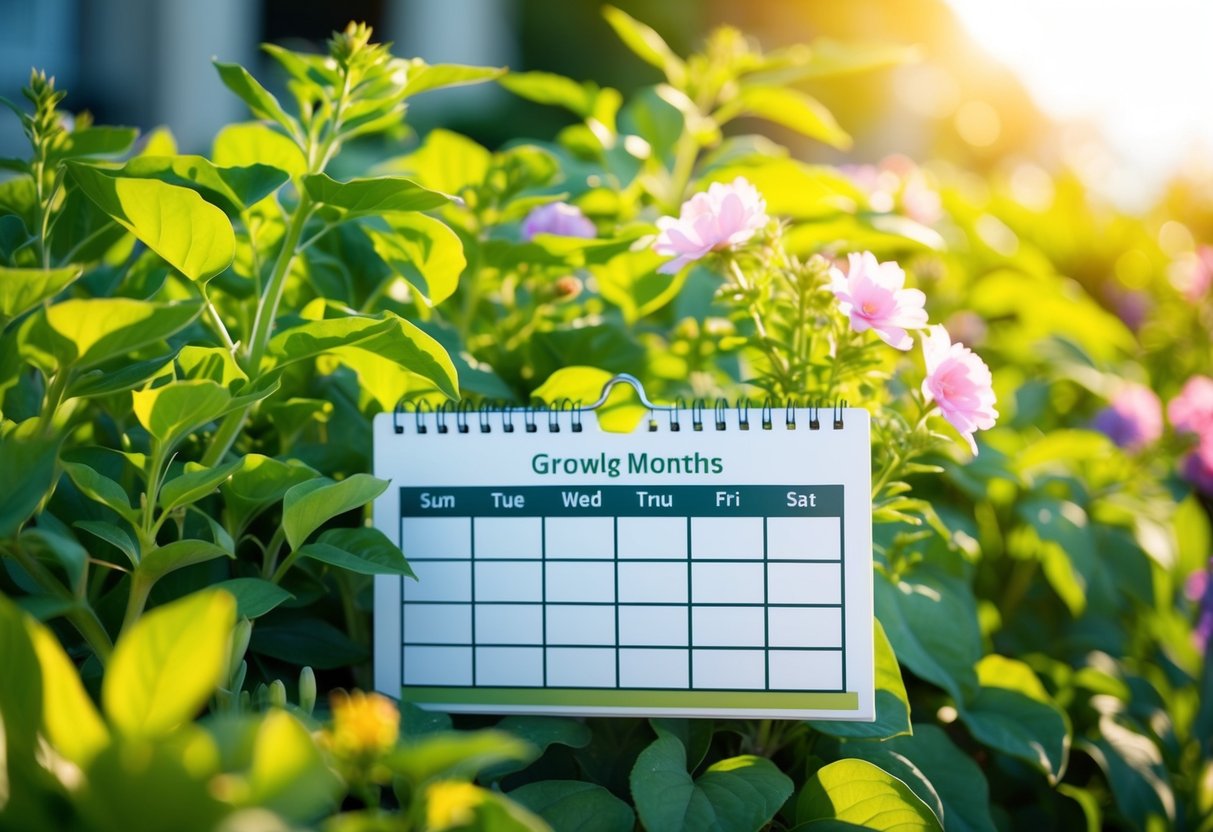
3 0 1211 215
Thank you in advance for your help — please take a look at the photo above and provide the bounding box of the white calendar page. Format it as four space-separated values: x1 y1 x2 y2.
371 407 874 720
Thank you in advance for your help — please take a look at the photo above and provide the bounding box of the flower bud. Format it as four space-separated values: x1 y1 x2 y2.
554 275 583 300
299 667 317 715
269 679 287 710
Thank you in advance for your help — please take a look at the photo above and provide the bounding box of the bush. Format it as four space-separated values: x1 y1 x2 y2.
0 10 1209 832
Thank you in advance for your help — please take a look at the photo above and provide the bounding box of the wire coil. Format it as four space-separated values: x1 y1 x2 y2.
391 373 849 435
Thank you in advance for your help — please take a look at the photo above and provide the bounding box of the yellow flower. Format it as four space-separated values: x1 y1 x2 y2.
425 781 487 830
326 690 399 758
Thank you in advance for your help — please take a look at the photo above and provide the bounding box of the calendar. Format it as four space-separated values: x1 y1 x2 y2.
372 389 874 720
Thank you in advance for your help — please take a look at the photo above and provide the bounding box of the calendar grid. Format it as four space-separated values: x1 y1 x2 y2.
398 485 849 697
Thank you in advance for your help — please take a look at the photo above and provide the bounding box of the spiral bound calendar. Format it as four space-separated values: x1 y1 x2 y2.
372 378 875 720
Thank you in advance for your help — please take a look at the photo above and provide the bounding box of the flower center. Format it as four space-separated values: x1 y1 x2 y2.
860 301 877 316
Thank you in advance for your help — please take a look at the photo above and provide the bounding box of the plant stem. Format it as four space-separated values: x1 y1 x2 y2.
271 548 302 584
121 572 152 633
203 290 237 355
9 545 113 662
39 368 70 436
261 525 287 579
727 259 793 389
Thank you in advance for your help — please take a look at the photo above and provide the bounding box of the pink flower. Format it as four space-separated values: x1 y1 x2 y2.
921 325 998 454
1182 436 1213 495
653 177 769 274
1092 383 1163 450
1183 246 1213 301
521 202 596 241
830 252 929 350
1168 375 1213 435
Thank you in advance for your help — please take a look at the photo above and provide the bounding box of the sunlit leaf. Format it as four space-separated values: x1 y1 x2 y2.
103 589 236 737
727 86 851 149
37 298 201 371
363 213 465 305
212 122 307 179
403 62 505 98
25 616 108 765
68 164 236 282
302 173 452 218
115 155 290 217
797 758 942 831
602 6 686 85
213 61 300 141
0 266 82 327
281 474 389 551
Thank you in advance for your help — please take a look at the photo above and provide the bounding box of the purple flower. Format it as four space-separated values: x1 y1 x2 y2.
1189 557 1213 653
653 177 769 274
1091 383 1163 450
1182 436 1213 495
521 202 596 241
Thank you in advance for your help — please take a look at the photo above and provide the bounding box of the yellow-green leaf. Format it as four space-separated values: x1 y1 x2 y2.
212 122 306 180
132 379 233 450
67 164 236 282
302 173 452 218
731 86 851 149
364 213 465 305
102 589 236 737
0 266 82 327
25 617 108 765
798 758 942 831
40 298 202 371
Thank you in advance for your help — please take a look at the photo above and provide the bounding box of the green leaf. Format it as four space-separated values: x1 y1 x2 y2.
102 588 236 737
25 615 108 765
0 420 61 537
211 122 306 179
1019 499 1095 617
132 379 233 451
811 619 909 739
420 782 550 831
51 126 139 162
874 567 981 702
1080 716 1175 828
630 731 793 832
379 129 491 195
402 62 505 98
500 71 599 117
483 716 593 780
269 312 459 400
602 6 686 85
241 709 342 821
67 164 236 282
797 759 942 831
249 616 367 669
594 249 688 325
364 213 465 305
957 655 1070 784
220 454 319 535
158 460 242 514
212 578 294 619
509 781 635 832
116 155 290 217
702 159 864 221
66 354 175 400
139 539 232 583
20 528 89 593
213 61 300 141
302 173 452 218
728 86 851 149
0 595 43 757
282 474 389 551
36 298 202 371
61 461 134 522
74 520 138 567
0 266 82 327
384 730 536 783
844 725 996 832
298 526 412 576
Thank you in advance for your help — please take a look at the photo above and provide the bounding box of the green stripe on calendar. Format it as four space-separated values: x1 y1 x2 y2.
401 686 859 710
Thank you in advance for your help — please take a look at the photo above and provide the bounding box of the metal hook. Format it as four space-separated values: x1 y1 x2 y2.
579 373 678 412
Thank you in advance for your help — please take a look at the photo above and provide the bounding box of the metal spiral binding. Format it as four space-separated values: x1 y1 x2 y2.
391 373 849 434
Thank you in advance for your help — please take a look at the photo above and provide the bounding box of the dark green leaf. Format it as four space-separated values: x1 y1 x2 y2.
74 520 139 568
212 578 294 619
0 420 61 537
298 526 412 576
483 716 593 779
158 460 242 513
509 780 635 832
250 617 368 669
139 539 232 583
116 155 290 216
282 475 389 550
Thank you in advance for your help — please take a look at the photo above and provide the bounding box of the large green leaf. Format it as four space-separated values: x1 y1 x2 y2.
211 122 307 179
500 71 600 118
49 126 138 162
220 454 319 535
811 619 910 739
139 539 232 583
281 474 389 551
484 716 593 780
630 730 792 832
158 460 242 514
1080 716 1175 828
25 615 109 765
302 173 452 218
0 266 82 327
68 164 235 282
727 86 851 148
509 781 635 832
213 61 300 140
384 730 536 784
212 578 294 619
0 419 61 537
363 213 465 305
797 759 942 831
102 589 236 737
239 709 342 822
378 129 491 195
844 725 996 832
602 6 686 85
269 312 459 400
1019 499 1096 617
874 567 981 702
0 596 42 757
402 62 505 98
35 298 201 371
116 155 290 217
298 526 413 576
594 249 687 325
132 379 234 451
957 655 1069 784
62 461 138 523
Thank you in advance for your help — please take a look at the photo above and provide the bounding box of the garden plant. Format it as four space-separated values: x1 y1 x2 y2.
0 8 1211 831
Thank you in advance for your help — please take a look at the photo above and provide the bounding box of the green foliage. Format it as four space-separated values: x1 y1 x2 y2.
1 8 1210 832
